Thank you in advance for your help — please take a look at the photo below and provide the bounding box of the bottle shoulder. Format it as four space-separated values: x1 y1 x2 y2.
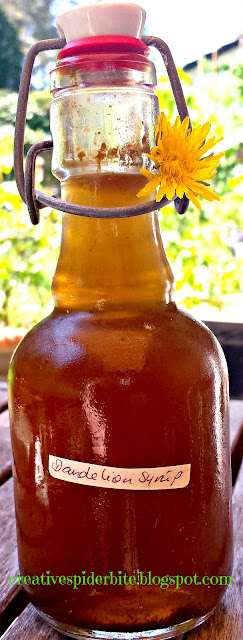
8 304 228 402
9 303 225 373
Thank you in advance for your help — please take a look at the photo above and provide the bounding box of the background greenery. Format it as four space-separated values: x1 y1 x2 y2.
157 63 243 316
0 21 242 330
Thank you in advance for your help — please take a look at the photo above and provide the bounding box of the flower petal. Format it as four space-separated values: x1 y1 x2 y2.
137 178 161 197
166 183 176 200
176 183 185 199
184 187 201 210
156 183 166 201
140 168 159 180
180 116 190 136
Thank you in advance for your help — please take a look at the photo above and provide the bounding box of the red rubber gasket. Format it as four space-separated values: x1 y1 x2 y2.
57 35 149 59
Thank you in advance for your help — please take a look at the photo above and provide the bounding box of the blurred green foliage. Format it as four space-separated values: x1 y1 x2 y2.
0 89 60 328
0 0 57 44
0 2 58 92
156 62 243 314
0 59 243 329
0 8 23 91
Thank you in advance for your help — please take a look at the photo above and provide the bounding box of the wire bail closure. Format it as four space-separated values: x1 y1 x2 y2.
14 36 191 225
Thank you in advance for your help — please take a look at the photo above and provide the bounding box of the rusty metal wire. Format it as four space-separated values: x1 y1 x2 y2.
14 38 65 207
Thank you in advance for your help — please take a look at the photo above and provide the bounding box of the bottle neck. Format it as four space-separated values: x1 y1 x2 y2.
52 174 174 312
50 53 174 313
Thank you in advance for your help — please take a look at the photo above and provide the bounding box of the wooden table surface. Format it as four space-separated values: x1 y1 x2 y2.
0 381 242 640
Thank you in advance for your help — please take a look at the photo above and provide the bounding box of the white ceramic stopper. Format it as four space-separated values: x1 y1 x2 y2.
56 2 146 43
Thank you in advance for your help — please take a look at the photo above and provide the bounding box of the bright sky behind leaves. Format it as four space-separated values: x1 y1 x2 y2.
52 0 243 67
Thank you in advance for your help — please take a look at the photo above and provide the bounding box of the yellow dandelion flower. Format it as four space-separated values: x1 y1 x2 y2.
137 112 224 210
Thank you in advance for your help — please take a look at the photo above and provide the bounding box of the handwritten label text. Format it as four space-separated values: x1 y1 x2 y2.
49 455 191 490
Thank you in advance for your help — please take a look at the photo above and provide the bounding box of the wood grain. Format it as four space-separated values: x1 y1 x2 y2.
230 401 243 485
1 604 64 639
0 478 20 615
230 400 243 446
186 461 243 639
0 382 8 413
0 411 12 485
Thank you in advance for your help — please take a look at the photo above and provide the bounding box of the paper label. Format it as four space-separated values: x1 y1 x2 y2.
49 455 191 491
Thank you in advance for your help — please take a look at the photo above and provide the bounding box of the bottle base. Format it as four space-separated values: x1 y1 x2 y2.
36 607 216 639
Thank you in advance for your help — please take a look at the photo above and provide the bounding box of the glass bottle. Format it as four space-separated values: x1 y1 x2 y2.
8 3 233 639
